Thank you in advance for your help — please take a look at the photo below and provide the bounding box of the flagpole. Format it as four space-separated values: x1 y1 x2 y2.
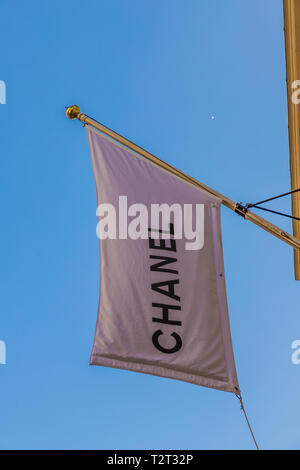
66 104 300 253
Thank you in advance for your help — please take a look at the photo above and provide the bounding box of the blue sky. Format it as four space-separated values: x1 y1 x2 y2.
0 0 299 450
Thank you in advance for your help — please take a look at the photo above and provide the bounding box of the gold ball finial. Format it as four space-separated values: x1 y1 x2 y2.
66 105 80 119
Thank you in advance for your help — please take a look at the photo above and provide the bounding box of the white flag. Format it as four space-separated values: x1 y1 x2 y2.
87 126 239 394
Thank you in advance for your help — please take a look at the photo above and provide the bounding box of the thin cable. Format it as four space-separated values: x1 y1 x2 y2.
247 188 300 208
235 394 259 450
248 205 300 221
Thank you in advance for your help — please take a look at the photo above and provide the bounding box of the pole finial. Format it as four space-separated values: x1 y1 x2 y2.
66 105 80 120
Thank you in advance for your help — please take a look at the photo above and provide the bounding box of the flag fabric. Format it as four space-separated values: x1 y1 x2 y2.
86 126 240 394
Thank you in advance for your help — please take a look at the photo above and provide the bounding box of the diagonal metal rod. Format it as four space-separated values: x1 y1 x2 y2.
247 188 300 208
248 205 300 221
66 105 300 253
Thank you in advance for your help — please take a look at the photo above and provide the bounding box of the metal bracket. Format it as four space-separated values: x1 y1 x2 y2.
235 203 248 218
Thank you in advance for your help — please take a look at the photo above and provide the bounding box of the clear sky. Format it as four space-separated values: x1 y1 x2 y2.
0 0 299 450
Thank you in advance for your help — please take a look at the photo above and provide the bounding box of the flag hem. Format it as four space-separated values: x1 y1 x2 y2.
89 354 239 393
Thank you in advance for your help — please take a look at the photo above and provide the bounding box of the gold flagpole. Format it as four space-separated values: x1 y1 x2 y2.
66 104 300 255
283 0 300 279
